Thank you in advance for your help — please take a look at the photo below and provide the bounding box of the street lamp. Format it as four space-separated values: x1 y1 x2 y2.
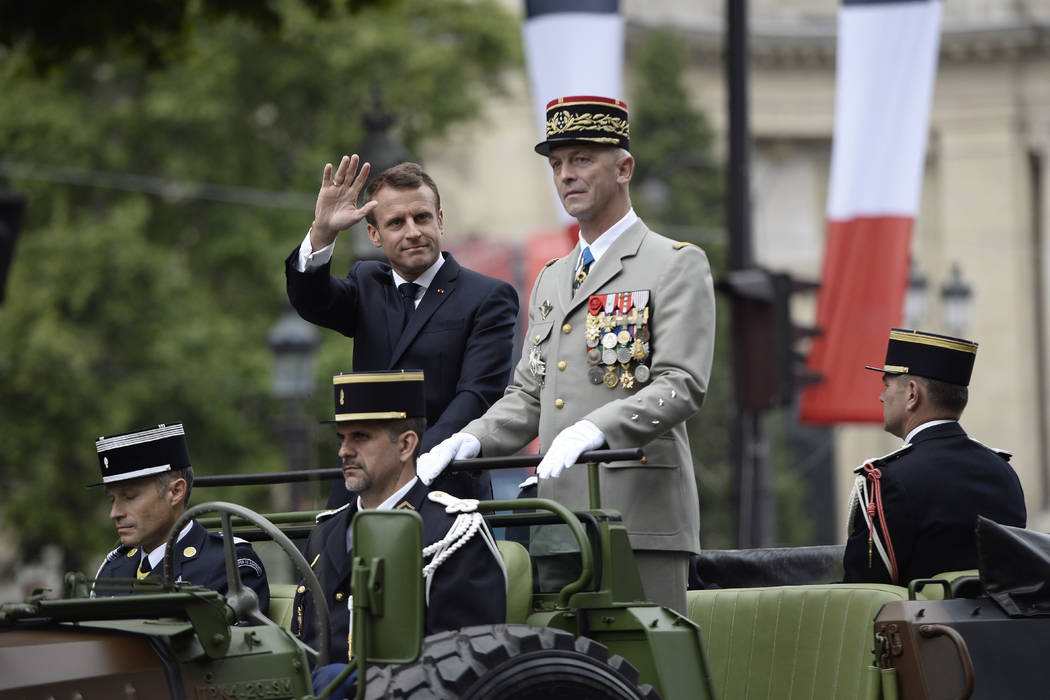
903 260 928 328
267 308 321 400
267 307 321 509
940 263 973 336
353 85 413 262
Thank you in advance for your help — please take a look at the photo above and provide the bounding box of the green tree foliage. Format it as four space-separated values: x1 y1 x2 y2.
629 29 723 233
629 29 819 549
0 0 520 573
626 29 735 547
0 0 339 70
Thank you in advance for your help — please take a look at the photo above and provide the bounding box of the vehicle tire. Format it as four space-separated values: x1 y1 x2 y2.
364 624 660 699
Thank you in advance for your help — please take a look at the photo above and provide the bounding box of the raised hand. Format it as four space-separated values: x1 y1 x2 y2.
310 154 379 251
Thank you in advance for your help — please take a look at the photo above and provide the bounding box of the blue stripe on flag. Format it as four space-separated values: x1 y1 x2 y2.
526 0 618 18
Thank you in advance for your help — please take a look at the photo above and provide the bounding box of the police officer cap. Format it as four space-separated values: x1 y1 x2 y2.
92 423 190 487
325 370 426 423
865 328 978 386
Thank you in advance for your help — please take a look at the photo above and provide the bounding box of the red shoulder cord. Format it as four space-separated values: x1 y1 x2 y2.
863 462 899 584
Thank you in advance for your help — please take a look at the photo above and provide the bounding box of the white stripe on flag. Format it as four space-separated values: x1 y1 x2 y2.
826 0 942 219
522 13 624 141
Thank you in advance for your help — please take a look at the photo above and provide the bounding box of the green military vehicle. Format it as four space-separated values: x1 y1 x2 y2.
2 450 1047 699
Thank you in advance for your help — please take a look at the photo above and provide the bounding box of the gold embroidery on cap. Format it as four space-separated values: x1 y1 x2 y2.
546 111 629 139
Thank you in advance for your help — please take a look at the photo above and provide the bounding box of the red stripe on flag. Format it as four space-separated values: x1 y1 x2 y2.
800 216 912 423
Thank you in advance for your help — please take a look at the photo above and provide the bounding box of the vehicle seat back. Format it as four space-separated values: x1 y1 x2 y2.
686 583 924 700
497 539 533 624
267 541 533 630
268 582 298 629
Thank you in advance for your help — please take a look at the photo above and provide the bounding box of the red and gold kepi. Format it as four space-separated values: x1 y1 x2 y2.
535 95 630 156
865 328 978 387
325 370 426 423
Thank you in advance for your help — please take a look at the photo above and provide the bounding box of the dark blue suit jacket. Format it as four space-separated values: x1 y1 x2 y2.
844 422 1026 584
94 520 270 616
291 479 506 665
285 249 519 501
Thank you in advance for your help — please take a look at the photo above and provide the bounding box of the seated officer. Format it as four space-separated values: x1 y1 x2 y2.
844 328 1026 584
92 422 270 616
292 371 506 667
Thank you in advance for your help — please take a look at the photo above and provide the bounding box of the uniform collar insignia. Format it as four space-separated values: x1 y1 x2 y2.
540 300 552 319
394 500 416 511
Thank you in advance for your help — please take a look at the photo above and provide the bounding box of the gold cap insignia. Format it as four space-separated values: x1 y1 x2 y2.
183 546 198 558
339 388 345 406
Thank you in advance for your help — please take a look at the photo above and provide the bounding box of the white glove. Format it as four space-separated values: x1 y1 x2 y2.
416 432 481 485
537 420 605 480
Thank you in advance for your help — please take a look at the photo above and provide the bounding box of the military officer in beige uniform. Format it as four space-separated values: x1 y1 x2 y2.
418 95 716 614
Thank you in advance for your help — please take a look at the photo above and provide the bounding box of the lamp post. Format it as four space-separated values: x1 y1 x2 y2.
940 263 973 336
267 307 321 510
904 260 929 328
352 85 413 262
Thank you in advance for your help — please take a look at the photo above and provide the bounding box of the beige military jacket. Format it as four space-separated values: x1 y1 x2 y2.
463 219 715 553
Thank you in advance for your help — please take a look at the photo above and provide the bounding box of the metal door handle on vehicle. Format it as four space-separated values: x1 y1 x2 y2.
918 624 974 700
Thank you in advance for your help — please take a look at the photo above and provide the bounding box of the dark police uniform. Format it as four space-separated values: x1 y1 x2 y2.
94 520 270 613
90 422 270 616
843 328 1027 585
291 478 506 664
843 421 1026 584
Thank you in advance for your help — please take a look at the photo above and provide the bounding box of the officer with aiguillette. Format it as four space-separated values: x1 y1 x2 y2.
844 328 1026 584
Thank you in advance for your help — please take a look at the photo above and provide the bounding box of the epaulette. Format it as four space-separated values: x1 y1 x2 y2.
673 241 701 251
314 502 350 523
544 257 560 268
428 490 479 514
969 437 1013 461
102 543 129 564
92 544 132 590
209 531 251 546
852 443 912 474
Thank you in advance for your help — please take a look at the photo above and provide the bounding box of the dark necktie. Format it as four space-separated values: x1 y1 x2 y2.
572 247 595 297
136 556 152 580
399 282 421 330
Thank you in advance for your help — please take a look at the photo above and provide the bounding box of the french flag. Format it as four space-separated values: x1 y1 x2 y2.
522 0 624 228
801 0 943 423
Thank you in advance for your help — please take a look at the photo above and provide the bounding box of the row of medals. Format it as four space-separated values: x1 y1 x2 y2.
586 307 651 389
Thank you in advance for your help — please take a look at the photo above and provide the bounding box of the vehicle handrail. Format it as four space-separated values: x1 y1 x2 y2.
475 498 593 608
192 448 644 487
